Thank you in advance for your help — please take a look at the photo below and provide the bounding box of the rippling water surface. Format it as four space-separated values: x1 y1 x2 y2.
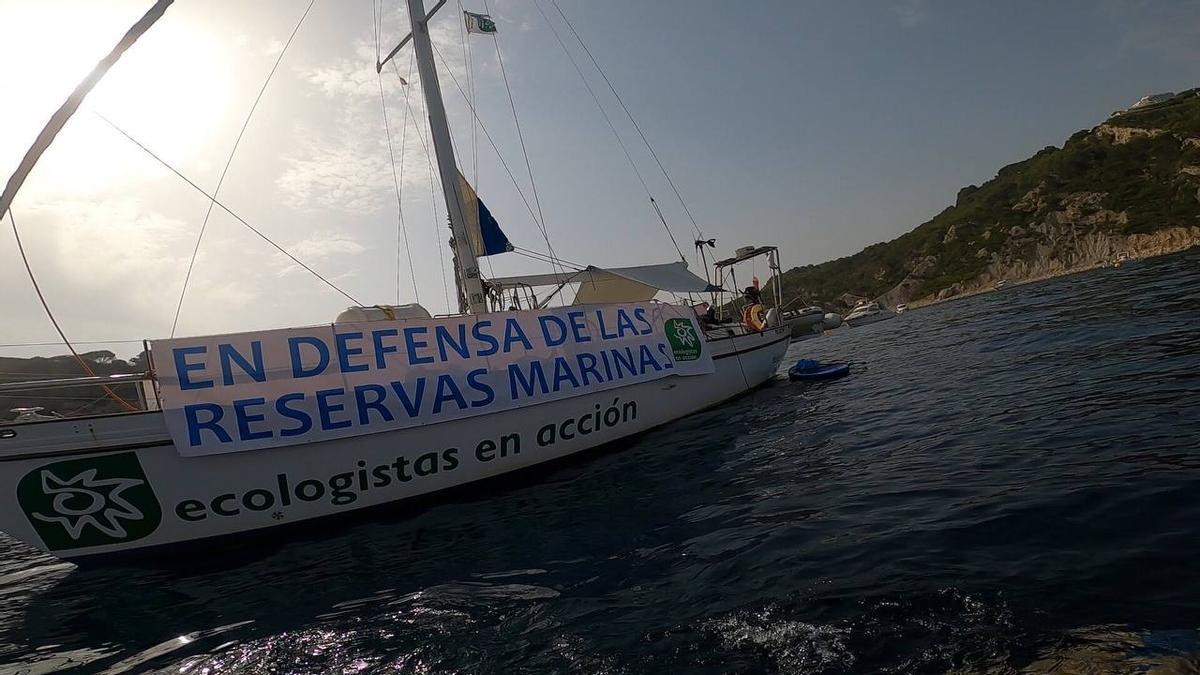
2 250 1199 674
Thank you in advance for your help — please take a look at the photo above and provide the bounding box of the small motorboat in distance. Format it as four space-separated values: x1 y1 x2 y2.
843 300 896 327
781 305 826 340
895 303 908 314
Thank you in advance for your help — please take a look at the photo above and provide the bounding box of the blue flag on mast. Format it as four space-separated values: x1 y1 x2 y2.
459 173 513 257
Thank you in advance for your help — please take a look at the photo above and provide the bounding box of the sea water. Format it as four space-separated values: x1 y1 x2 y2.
0 248 1197 673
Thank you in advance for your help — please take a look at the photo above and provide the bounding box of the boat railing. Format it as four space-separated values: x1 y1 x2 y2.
0 372 161 421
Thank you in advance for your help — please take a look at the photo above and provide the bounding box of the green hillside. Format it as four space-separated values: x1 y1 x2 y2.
0 352 146 421
772 89 1200 308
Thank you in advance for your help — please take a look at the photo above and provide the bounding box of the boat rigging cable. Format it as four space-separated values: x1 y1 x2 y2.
378 4 589 285
375 1 422 306
530 0 686 264
95 113 362 306
397 61 454 312
422 45 549 251
456 0 495 280
6 210 138 412
170 0 316 338
481 0 563 277
0 0 172 412
548 0 705 241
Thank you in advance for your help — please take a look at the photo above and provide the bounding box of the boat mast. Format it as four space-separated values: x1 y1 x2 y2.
0 0 174 225
403 0 486 314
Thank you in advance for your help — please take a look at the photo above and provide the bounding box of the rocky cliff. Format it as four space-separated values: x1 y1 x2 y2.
772 88 1200 310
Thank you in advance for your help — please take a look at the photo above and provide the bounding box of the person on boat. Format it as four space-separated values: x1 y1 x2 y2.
742 286 767 331
693 302 718 328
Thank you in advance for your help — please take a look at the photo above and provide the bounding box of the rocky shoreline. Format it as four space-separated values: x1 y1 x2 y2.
776 89 1200 315
902 225 1200 310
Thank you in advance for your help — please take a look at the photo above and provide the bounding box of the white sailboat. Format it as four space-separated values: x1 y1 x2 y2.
0 0 789 564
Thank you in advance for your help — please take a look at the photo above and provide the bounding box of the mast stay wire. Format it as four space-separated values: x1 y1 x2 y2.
549 0 704 241
421 44 558 269
376 6 422 306
390 59 453 312
530 0 685 264
511 245 585 271
383 13 563 282
170 0 316 337
96 113 362 306
7 209 138 411
480 0 562 277
455 0 494 280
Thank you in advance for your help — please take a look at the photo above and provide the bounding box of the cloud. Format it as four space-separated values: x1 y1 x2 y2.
275 122 397 214
301 56 399 100
275 232 366 280
289 232 367 259
294 7 475 101
3 198 201 339
893 0 929 27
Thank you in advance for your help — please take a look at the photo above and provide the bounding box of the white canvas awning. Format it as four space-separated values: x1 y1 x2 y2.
488 261 720 305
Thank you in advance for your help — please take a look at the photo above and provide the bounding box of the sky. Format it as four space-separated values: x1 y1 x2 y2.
0 0 1197 358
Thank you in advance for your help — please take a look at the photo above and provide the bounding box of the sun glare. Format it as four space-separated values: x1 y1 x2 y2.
1 1 234 199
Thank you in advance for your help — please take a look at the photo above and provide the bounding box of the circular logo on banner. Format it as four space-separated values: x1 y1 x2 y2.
17 452 162 551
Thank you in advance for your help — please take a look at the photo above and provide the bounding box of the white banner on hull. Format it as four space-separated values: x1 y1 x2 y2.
151 303 712 456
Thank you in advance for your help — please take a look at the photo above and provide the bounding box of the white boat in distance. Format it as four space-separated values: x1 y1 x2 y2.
843 300 896 327
0 0 789 564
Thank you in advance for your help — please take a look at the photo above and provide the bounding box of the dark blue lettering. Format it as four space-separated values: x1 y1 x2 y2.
616 309 639 338
633 307 653 335
289 336 330 378
435 324 470 360
276 393 312 437
552 356 581 392
335 332 369 373
639 344 664 372
232 397 272 441
657 342 675 369
218 342 265 386
372 328 400 369
612 347 637 378
503 318 533 353
389 378 426 417
433 375 468 414
174 346 212 390
354 384 394 425
184 403 231 446
472 320 499 356
567 311 591 343
576 352 603 385
508 361 548 399
596 309 619 340
466 368 495 408
539 315 568 347
316 388 351 430
404 326 435 365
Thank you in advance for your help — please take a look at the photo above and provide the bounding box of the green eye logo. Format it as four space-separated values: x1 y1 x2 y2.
665 318 702 362
17 453 161 551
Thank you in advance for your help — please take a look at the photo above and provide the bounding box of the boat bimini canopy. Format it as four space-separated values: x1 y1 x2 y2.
488 261 721 306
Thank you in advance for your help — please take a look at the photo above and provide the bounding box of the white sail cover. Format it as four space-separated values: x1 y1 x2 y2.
489 262 719 305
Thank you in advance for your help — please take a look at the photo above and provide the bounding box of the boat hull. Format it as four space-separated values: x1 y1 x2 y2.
783 310 825 339
844 310 896 328
0 327 789 563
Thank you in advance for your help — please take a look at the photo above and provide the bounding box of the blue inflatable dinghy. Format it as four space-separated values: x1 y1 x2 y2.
788 359 850 381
